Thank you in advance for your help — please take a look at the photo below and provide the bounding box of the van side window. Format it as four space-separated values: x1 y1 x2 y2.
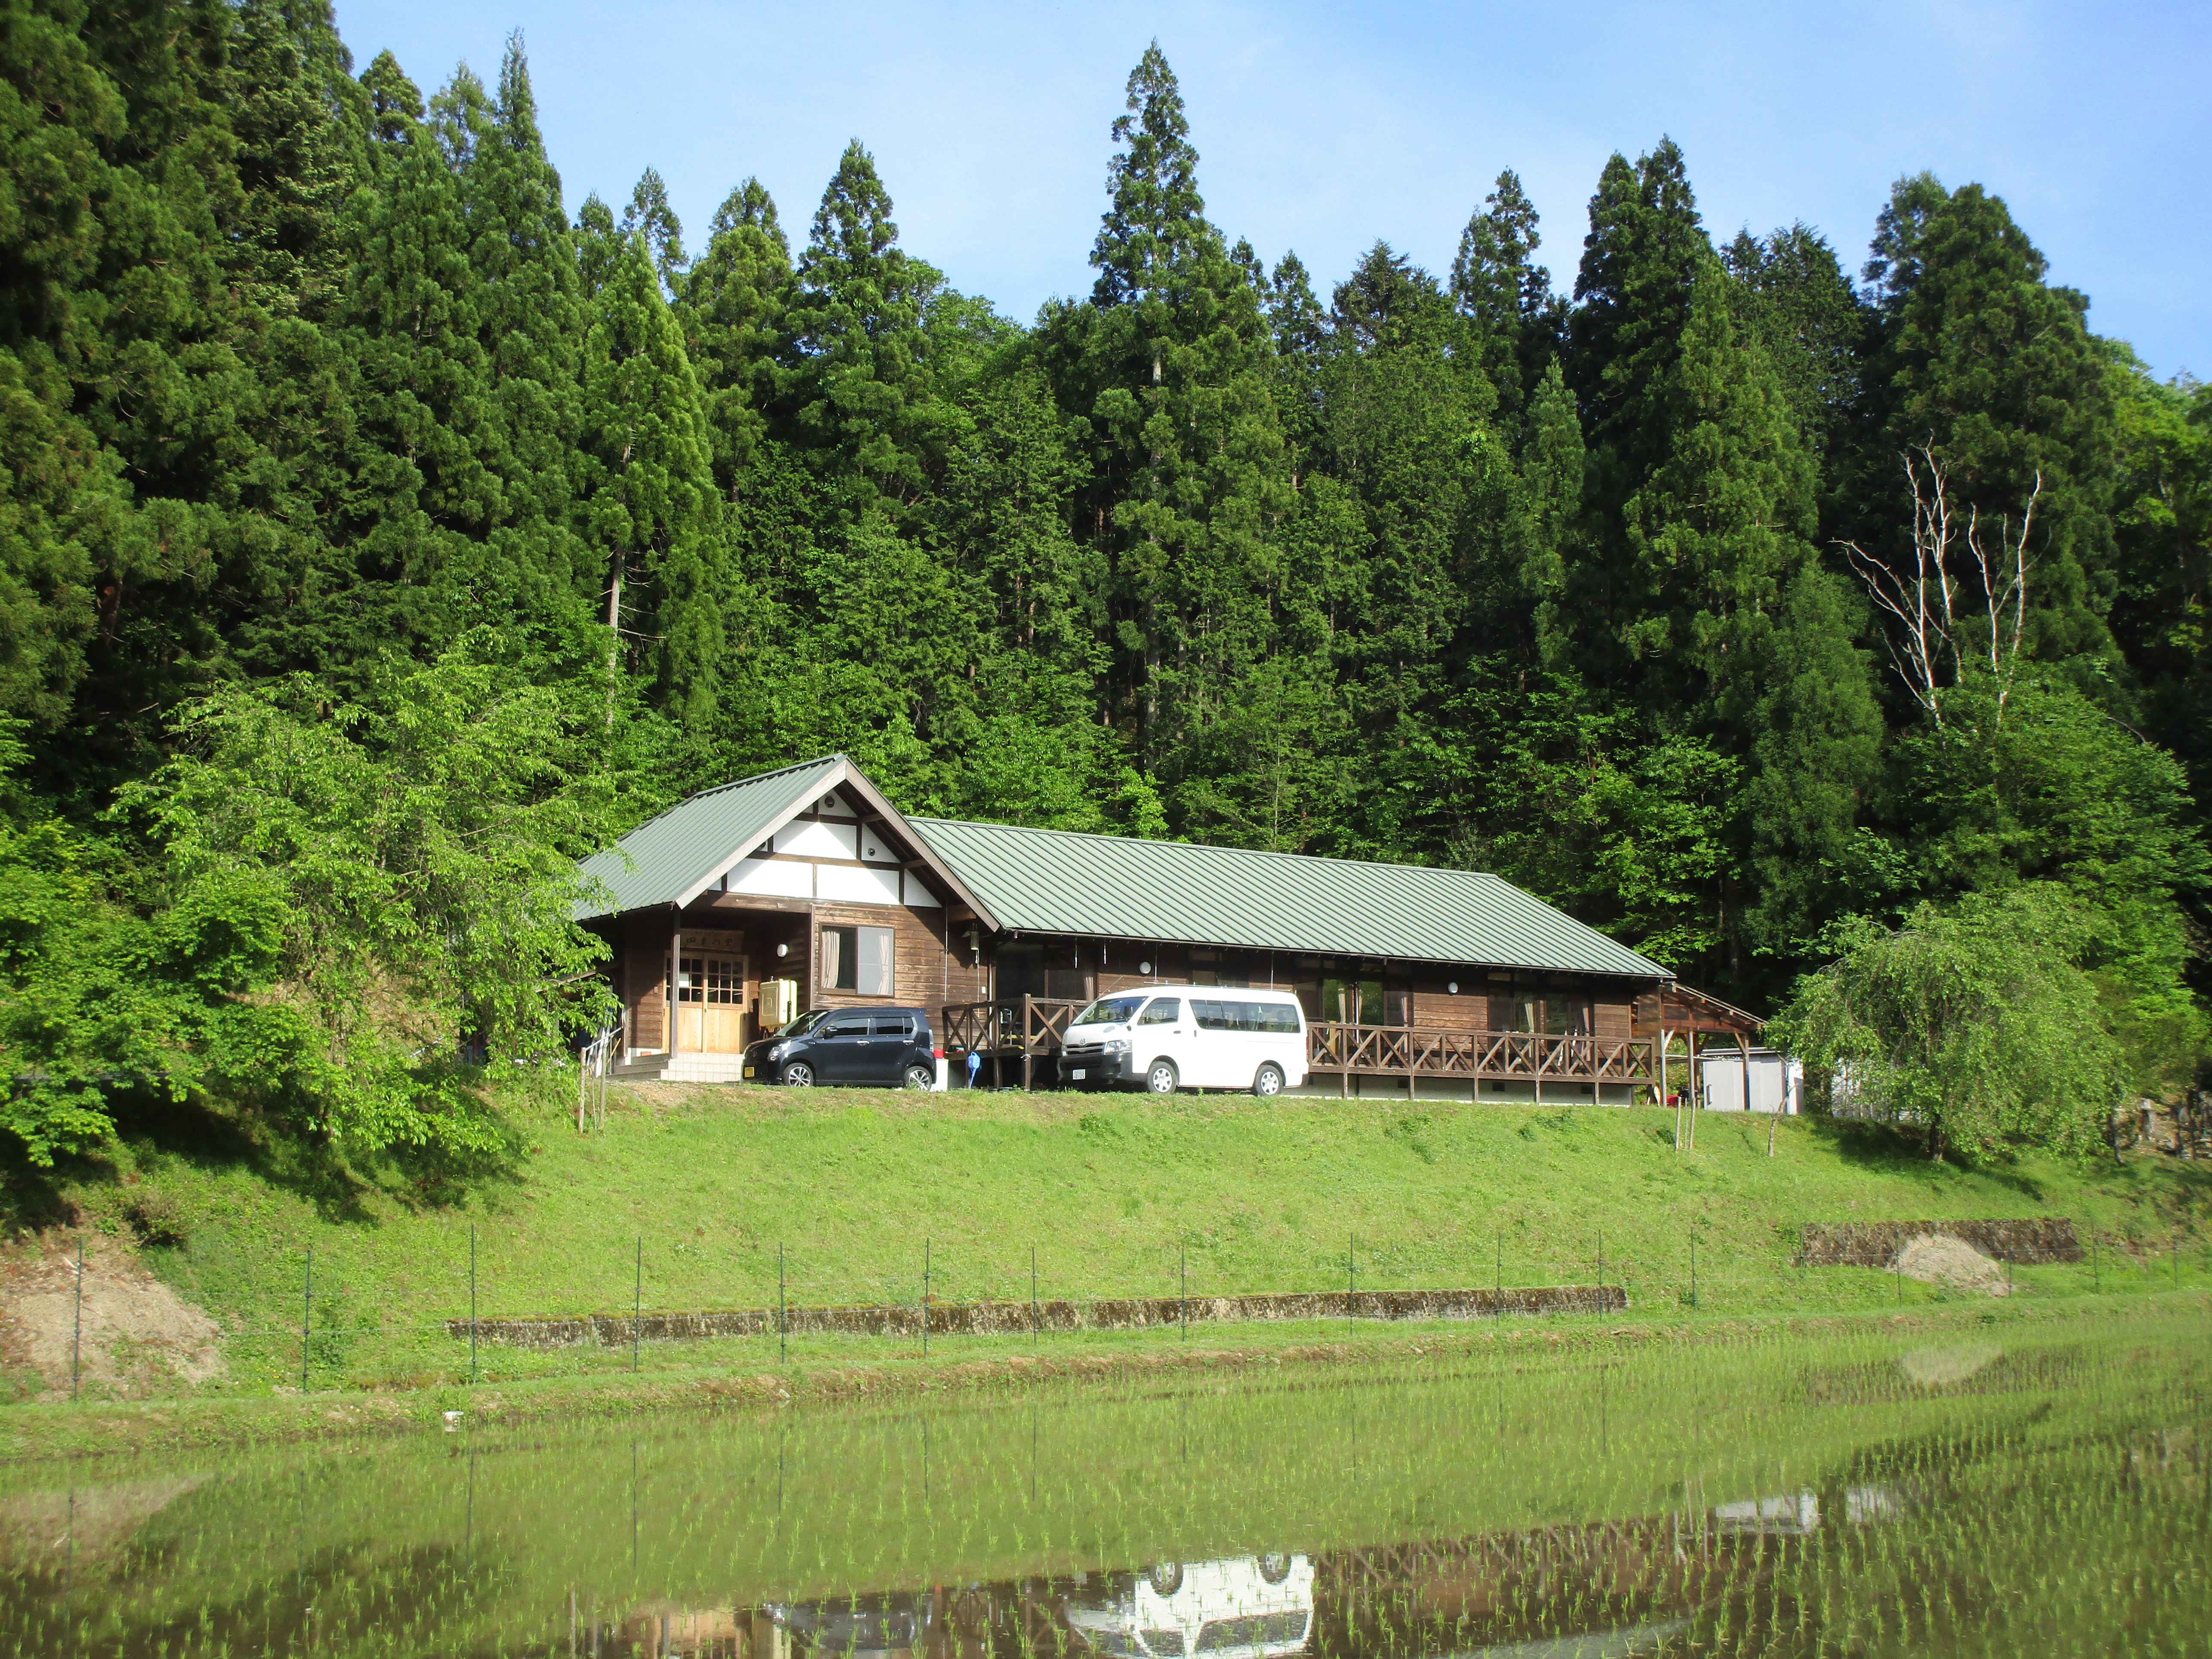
1137 997 1180 1025
1192 999 1232 1030
823 1014 872 1037
872 1015 915 1038
1257 1003 1301 1033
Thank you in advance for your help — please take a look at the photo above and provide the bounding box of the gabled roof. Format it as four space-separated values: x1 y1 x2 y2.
905 817 1668 981
575 756 1668 982
573 755 992 924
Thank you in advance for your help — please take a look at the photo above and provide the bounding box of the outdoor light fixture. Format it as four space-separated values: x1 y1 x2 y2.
1447 981 1459 994
1139 960 1153 974
775 943 789 958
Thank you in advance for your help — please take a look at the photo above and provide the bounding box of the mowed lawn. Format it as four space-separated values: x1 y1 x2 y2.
57 1082 2212 1340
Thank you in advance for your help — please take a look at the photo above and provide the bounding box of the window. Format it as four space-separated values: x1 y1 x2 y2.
1137 997 1181 1025
1192 999 1304 1033
823 1014 872 1038
676 955 742 1004
872 1015 915 1038
821 925 894 995
1075 995 1149 1026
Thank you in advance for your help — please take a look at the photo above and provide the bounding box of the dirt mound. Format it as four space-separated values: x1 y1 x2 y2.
0 1237 226 1400
1896 1233 2010 1296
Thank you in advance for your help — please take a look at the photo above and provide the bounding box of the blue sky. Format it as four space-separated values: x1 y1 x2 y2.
335 0 2209 378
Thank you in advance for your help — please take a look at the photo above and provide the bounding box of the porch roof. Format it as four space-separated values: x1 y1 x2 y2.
906 817 1668 982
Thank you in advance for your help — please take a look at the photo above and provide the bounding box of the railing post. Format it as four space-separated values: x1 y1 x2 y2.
1021 996 1034 1091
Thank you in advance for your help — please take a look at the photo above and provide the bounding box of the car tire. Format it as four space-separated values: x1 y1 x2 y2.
1145 1059 1179 1094
1146 1562 1183 1596
902 1062 934 1091
1253 1062 1285 1097
781 1061 815 1088
1258 1553 1293 1585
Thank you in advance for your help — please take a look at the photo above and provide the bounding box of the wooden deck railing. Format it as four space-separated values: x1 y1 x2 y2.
940 1001 1658 1097
1307 1023 1656 1095
939 997 1088 1088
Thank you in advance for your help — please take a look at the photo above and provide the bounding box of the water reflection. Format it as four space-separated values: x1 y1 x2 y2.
1 1324 2204 1657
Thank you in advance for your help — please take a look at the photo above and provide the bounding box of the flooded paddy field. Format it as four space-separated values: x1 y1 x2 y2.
2 1316 2206 1656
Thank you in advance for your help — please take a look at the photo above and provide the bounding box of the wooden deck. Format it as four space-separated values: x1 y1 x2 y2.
940 999 1659 1094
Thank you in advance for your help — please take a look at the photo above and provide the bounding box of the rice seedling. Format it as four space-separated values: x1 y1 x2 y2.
0 1315 2204 1654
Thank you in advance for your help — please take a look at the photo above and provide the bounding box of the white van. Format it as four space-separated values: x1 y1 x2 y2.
1062 1554 1315 1659
1061 985 1309 1096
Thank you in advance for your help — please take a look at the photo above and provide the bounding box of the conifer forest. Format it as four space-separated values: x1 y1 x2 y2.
0 2 2206 1162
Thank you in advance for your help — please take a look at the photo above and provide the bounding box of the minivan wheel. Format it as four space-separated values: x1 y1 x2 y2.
1145 1059 1179 1094
902 1062 935 1091
1146 1562 1184 1596
1253 1062 1285 1097
781 1061 815 1088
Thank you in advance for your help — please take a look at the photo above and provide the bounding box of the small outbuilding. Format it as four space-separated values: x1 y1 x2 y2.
574 754 1762 1099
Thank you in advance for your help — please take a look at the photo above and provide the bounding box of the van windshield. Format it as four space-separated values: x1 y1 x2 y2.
1073 994 1148 1026
776 1009 830 1039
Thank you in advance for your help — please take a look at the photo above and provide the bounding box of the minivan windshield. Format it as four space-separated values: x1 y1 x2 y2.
1073 994 1148 1026
776 1009 830 1039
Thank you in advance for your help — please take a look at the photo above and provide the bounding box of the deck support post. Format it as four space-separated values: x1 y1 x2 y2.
669 918 683 1057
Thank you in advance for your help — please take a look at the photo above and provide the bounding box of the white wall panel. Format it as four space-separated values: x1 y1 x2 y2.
901 871 942 908
780 819 857 860
859 826 897 863
725 857 813 899
817 863 901 905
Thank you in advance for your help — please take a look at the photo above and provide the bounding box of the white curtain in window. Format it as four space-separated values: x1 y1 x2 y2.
820 927 845 989
858 926 893 996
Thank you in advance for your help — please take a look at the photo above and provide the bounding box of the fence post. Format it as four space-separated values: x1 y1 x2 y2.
70 1236 84 1403
1495 1227 1502 1324
1689 1233 1698 1310
2090 1220 2100 1294
632 1237 642 1373
1347 1231 1355 1337
1031 1245 1039 1349
469 1224 479 1386
1597 1231 1604 1311
301 1249 313 1394
923 1237 930 1358
1181 1243 1188 1340
778 1244 787 1361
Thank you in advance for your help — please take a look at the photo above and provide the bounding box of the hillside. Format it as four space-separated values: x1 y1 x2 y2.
8 1084 2206 1407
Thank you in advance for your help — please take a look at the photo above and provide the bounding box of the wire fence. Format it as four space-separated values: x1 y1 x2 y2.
43 1219 2207 1403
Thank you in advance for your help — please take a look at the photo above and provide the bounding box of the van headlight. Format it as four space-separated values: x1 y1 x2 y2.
1103 1039 1131 1054
768 1042 790 1061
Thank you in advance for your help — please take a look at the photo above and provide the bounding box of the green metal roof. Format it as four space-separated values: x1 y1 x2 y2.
574 756 845 920
906 817 1668 981
574 755 1667 981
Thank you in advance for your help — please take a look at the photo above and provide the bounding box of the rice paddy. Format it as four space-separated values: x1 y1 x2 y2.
2 1312 2205 1656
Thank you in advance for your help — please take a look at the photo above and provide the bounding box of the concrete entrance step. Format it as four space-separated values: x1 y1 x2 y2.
611 1053 754 1084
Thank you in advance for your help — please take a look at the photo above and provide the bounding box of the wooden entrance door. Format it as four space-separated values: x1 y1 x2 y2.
675 953 748 1052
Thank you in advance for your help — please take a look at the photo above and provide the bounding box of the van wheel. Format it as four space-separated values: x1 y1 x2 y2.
781 1061 815 1088
1253 1063 1285 1097
1145 1059 1179 1094
1258 1553 1293 1584
1146 1562 1184 1596
902 1062 935 1091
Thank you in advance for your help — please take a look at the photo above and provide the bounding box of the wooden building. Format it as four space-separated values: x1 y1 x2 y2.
576 755 1765 1102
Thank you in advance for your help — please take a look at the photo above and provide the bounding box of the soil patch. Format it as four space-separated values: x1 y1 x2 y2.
1797 1218 2079 1267
1895 1234 2011 1296
0 1237 225 1401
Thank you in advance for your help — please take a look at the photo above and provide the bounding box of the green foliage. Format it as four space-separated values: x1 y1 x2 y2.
0 18 2203 1149
1772 884 2130 1160
0 650 620 1165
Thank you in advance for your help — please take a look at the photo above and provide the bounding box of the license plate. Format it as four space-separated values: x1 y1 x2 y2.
1071 1069 1086 1080
742 1066 755 1078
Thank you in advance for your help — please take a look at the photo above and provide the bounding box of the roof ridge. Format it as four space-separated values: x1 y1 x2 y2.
616 754 845 839
908 814 1497 881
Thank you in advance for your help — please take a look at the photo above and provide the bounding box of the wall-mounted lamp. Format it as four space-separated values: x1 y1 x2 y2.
1139 960 1153 975
1447 981 1459 995
775 942 790 959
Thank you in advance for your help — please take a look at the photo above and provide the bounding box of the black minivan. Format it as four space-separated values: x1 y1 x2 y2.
742 1007 939 1089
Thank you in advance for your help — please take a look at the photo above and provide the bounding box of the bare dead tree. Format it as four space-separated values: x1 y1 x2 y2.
1838 447 2042 730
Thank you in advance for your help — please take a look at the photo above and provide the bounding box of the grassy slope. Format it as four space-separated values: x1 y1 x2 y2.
41 1083 2212 1351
